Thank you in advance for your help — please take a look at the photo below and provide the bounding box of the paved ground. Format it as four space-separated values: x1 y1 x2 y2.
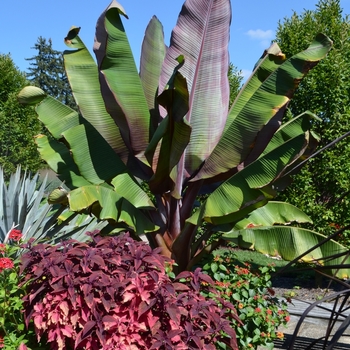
257 299 350 350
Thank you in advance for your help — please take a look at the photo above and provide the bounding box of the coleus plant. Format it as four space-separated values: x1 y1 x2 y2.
20 232 239 350
18 0 333 271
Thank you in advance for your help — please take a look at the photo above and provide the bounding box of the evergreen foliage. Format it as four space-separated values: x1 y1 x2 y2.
0 54 43 179
228 63 243 107
26 37 76 110
275 0 350 242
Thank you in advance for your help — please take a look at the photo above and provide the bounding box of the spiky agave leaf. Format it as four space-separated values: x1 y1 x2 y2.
0 166 107 248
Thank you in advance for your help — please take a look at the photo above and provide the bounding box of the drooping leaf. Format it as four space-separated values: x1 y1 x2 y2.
187 175 267 226
17 86 47 105
35 135 89 189
261 111 321 157
35 96 80 139
111 174 155 209
234 201 313 229
223 225 350 279
68 184 157 234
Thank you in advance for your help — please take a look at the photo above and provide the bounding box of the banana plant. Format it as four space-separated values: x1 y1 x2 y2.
220 201 350 279
18 0 332 271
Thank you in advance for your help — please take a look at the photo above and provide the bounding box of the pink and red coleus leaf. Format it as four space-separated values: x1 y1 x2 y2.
21 231 237 349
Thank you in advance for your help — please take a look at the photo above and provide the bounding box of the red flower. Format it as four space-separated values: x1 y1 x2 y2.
285 315 290 322
0 334 4 348
255 307 261 312
236 267 249 275
0 257 14 271
0 244 5 253
9 229 22 241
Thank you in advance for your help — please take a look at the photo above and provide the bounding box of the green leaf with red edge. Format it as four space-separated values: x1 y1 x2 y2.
94 1 150 162
147 56 191 197
187 133 307 226
159 0 231 176
63 26 129 162
140 15 167 131
194 33 333 181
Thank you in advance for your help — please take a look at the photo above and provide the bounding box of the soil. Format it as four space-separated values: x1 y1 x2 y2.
270 273 349 302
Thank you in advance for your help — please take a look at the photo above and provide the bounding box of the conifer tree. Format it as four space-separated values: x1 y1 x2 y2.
26 37 76 109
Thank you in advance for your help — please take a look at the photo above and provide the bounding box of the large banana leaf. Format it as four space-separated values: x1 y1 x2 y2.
139 16 167 124
207 201 312 234
146 57 191 197
64 27 128 161
261 111 321 157
223 226 350 279
233 201 313 229
35 135 90 189
18 89 79 139
187 133 307 225
195 33 333 181
62 124 128 185
68 183 157 234
19 86 129 189
94 1 150 161
159 0 231 176
16 0 334 272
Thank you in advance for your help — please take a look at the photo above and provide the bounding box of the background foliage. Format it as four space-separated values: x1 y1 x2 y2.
0 54 43 179
275 0 350 242
26 37 76 110
228 63 243 107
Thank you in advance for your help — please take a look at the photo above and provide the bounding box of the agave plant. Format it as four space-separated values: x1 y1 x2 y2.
0 166 107 247
18 0 333 271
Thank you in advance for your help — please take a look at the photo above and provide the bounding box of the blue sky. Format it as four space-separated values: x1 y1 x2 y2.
1 0 350 80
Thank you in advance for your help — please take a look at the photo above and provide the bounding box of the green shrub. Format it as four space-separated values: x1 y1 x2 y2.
0 230 40 350
201 249 290 350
